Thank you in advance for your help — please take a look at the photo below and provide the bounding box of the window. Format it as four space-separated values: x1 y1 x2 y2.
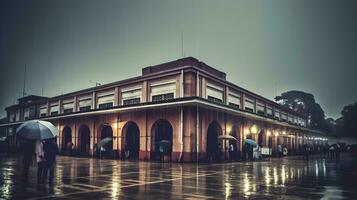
150 80 176 102
256 101 265 115
293 117 298 124
274 109 280 119
50 103 59 116
301 119 306 127
245 96 255 112
62 99 74 114
123 98 140 105
228 92 241 109
266 105 273 117
78 96 92 112
281 112 288 121
122 86 142 105
152 93 174 102
15 110 20 121
40 105 47 117
24 108 30 120
206 83 223 103
97 91 114 109
288 115 293 123
9 112 15 122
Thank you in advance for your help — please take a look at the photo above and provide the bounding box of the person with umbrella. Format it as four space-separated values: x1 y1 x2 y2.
43 138 59 184
35 139 46 183
16 120 58 184
20 140 35 182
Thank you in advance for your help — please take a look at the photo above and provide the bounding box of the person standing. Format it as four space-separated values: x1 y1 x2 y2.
43 138 59 184
229 143 235 161
277 144 282 158
35 140 46 184
21 140 35 182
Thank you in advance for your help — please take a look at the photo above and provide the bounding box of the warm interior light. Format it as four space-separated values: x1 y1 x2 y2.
267 130 271 136
274 131 279 137
250 125 258 134
226 126 232 134
244 128 250 135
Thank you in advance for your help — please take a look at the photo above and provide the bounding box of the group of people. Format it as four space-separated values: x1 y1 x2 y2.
22 138 59 184
327 144 341 161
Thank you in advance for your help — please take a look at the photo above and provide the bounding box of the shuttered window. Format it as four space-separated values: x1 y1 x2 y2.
78 96 92 112
274 109 280 119
206 83 223 103
150 80 176 102
266 105 273 116
256 101 265 115
97 91 114 109
50 103 59 116
288 115 293 123
40 105 47 117
281 112 288 121
63 102 74 114
245 97 255 112
228 92 241 109
122 87 142 105
24 108 30 120
9 112 15 122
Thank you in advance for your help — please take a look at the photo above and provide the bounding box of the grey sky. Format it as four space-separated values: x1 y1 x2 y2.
1 0 356 119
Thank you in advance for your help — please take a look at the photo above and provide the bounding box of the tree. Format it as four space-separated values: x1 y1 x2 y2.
275 90 326 131
338 102 357 137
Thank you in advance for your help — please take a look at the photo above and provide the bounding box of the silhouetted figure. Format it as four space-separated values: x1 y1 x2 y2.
35 140 46 184
247 145 254 161
66 141 73 156
335 144 341 162
44 139 59 184
21 140 35 182
302 145 310 160
278 145 283 158
229 144 235 161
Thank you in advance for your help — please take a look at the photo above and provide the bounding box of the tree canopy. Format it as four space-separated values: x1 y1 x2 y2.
275 90 327 131
337 102 357 137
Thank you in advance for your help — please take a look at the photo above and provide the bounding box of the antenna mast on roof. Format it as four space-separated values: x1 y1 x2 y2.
22 64 27 97
181 31 185 58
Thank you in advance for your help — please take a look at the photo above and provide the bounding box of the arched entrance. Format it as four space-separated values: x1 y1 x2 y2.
62 126 72 154
78 125 90 156
151 119 173 161
206 121 222 162
122 122 140 159
99 125 113 158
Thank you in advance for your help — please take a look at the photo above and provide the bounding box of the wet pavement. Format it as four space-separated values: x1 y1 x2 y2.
1 154 357 200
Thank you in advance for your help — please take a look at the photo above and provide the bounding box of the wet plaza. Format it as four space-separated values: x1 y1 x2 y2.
1 155 357 200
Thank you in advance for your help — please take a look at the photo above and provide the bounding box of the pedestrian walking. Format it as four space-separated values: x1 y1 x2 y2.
43 138 59 184
66 141 73 156
21 140 35 182
229 143 235 161
278 145 282 158
35 140 46 184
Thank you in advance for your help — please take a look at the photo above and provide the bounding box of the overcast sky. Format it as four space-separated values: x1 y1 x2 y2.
1 0 356 119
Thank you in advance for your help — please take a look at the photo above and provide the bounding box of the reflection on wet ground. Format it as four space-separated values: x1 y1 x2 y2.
1 154 357 199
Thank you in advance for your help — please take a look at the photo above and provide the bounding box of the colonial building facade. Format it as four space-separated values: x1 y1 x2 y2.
1 57 327 162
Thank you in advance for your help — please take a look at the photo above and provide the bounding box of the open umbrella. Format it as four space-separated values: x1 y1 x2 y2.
16 120 58 140
244 139 258 147
97 137 112 148
218 135 237 141
156 140 171 147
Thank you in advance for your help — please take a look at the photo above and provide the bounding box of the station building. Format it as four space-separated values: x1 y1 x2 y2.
1 57 327 162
